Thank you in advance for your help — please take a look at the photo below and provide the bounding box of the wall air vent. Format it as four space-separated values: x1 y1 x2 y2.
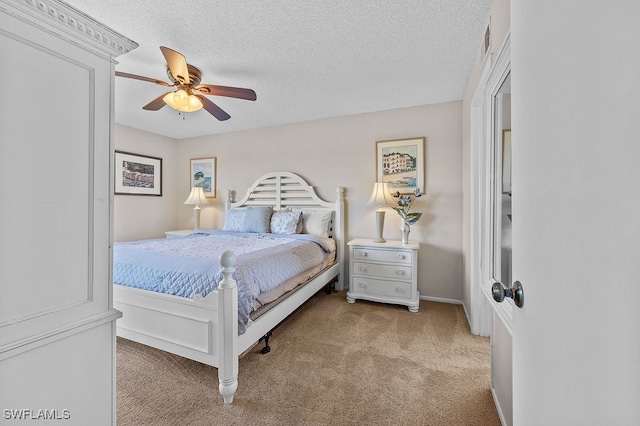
481 18 491 64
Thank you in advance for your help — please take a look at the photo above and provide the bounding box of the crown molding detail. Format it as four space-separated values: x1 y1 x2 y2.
0 0 138 57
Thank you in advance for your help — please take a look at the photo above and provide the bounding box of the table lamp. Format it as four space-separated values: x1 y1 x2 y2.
366 182 394 243
184 187 210 230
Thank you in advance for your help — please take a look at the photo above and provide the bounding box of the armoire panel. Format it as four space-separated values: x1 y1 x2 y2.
0 32 93 325
0 0 136 422
0 321 117 423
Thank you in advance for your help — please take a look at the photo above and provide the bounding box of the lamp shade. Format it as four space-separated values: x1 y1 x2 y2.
366 182 394 207
184 187 210 206
164 89 203 112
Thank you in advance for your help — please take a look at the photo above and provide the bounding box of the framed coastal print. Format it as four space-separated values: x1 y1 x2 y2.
190 157 216 198
114 151 162 196
376 137 425 193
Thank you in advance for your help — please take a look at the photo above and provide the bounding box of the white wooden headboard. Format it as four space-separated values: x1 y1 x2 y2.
224 171 346 290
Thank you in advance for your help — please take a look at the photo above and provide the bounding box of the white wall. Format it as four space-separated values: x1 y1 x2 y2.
113 125 178 241
115 102 465 301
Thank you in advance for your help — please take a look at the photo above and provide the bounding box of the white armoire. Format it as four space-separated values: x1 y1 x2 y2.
0 1 136 424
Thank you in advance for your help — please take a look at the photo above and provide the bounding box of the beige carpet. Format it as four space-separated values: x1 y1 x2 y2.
117 291 500 425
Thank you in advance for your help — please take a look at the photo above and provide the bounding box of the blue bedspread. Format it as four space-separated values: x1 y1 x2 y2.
113 230 335 334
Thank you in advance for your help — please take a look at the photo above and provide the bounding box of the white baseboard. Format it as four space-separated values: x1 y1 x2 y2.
420 295 463 305
461 301 472 327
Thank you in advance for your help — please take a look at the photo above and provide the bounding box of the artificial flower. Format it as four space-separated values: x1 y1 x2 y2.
392 188 423 225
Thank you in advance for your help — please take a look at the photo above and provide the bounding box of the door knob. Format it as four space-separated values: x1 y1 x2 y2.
492 281 524 308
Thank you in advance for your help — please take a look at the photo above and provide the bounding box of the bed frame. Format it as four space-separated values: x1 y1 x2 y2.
113 171 345 403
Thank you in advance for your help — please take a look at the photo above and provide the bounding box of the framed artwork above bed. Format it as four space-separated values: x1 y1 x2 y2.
376 137 425 194
114 151 162 196
191 157 216 198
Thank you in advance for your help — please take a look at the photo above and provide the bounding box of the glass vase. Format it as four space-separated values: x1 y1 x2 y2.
400 221 410 245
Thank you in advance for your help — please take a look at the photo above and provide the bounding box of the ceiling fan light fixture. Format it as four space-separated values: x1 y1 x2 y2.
163 88 203 112
116 46 255 120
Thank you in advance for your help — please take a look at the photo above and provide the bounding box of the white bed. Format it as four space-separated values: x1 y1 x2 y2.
113 171 345 403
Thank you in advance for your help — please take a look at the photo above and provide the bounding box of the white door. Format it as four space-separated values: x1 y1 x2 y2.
481 34 514 425
507 2 640 424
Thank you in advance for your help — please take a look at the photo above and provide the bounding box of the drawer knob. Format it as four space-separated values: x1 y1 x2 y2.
397 254 405 259
396 270 405 275
396 287 403 292
361 252 368 257
359 282 366 288
360 265 367 272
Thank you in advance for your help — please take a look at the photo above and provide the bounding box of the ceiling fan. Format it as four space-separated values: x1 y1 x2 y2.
116 46 256 121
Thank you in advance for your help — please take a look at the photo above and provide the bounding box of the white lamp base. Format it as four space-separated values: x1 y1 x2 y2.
193 206 201 230
374 209 386 243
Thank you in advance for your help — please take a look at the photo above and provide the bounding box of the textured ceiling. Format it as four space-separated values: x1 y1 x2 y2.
65 0 491 140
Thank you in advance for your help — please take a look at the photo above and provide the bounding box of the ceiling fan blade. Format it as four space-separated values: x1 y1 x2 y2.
115 71 172 87
195 84 257 101
197 95 231 121
142 93 170 111
160 46 190 85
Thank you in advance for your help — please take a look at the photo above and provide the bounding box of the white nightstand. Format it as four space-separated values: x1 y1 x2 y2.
164 229 194 238
346 238 420 312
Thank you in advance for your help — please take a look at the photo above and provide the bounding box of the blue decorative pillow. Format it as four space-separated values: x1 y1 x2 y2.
242 207 273 233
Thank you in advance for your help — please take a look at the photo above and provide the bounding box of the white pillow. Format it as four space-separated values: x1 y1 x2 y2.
300 209 333 237
270 210 302 234
223 209 246 231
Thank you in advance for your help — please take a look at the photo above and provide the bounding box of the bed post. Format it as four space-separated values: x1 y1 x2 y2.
217 251 238 404
336 186 346 291
225 190 234 212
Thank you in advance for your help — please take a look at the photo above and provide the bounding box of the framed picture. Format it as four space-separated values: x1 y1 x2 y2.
114 151 162 196
376 137 425 193
190 157 216 198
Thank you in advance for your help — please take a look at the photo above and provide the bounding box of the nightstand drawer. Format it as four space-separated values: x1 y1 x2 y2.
351 276 412 299
352 248 413 264
352 261 413 280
